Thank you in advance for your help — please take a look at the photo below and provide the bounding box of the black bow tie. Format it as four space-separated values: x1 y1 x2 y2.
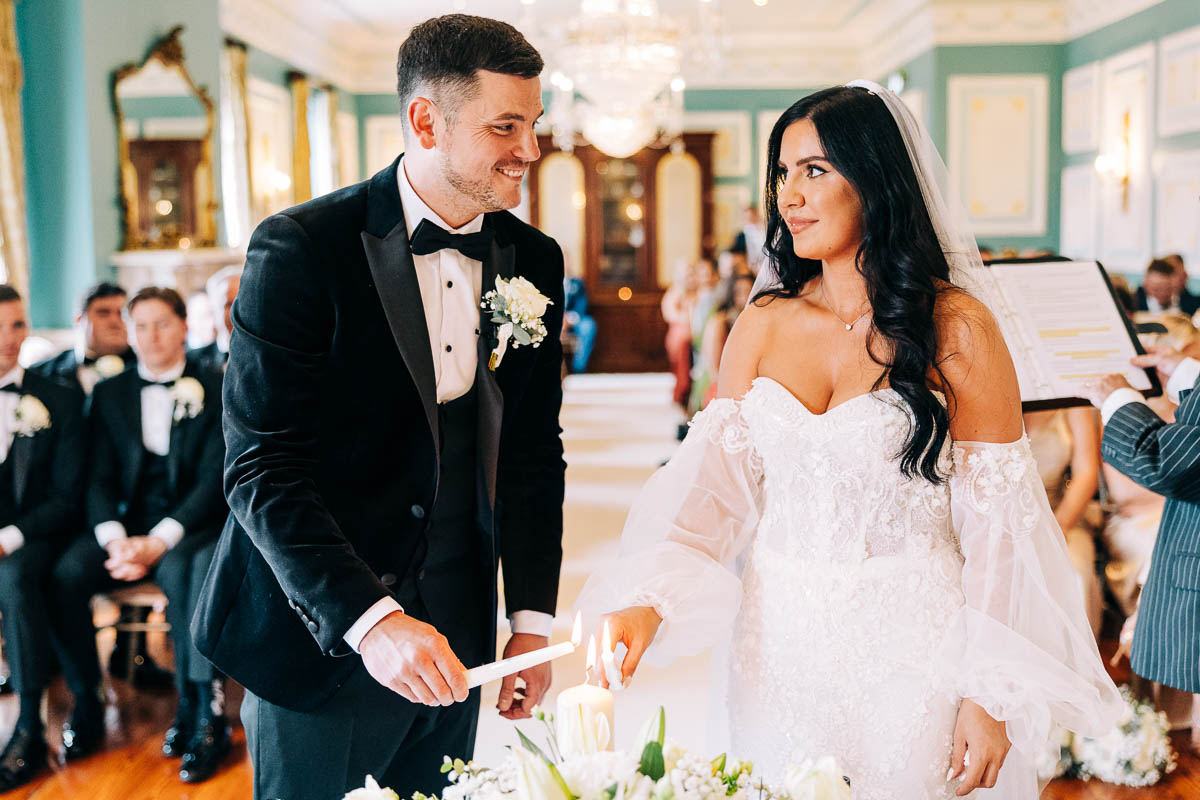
81 355 98 367
139 377 175 389
0 384 21 394
409 218 493 263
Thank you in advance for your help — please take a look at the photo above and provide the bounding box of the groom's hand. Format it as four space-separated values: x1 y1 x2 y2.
497 634 551 720
359 611 469 707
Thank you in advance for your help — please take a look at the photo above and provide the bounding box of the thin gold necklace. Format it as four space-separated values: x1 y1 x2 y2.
820 278 872 332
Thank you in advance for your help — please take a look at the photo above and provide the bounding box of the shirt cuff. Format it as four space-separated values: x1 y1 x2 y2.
509 610 555 638
149 517 185 550
344 596 404 653
0 525 24 556
94 520 128 548
1101 388 1149 425
1167 358 1200 403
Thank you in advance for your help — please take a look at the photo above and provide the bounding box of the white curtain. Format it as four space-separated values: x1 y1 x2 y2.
0 0 30 297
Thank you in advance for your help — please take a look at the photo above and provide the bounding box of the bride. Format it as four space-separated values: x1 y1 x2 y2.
576 81 1122 799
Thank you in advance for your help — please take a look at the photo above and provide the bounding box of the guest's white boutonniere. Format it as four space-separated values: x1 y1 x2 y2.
481 276 552 371
14 395 51 437
169 377 205 423
95 354 126 379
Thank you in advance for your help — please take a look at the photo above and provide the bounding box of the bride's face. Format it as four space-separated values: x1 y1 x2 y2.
776 119 863 263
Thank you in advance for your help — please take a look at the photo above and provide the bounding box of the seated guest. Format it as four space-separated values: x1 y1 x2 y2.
563 276 595 374
1023 406 1104 636
185 291 216 350
189 266 241 371
0 286 87 791
31 282 136 395
1136 258 1199 315
31 281 168 687
1163 253 1200 317
46 287 230 783
690 272 755 412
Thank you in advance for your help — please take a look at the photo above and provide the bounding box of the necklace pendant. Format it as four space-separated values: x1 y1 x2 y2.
845 323 853 331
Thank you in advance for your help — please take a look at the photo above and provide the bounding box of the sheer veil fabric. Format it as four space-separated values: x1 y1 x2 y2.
579 81 1123 798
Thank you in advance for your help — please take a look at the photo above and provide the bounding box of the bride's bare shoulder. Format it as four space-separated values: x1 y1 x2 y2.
933 285 1023 440
715 294 795 399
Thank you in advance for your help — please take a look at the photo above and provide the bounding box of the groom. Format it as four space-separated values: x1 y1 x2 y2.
192 14 566 799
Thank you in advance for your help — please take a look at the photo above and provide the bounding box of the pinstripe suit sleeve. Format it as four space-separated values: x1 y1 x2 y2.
1102 387 1200 502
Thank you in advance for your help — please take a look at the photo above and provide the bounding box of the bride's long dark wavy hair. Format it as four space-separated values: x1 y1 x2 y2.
759 86 954 483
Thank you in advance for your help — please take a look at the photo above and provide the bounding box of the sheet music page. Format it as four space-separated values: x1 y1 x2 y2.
988 261 1152 403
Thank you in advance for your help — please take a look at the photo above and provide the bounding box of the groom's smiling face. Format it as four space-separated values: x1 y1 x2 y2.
433 70 543 217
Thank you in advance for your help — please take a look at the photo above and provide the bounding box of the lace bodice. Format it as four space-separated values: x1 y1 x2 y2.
742 377 954 562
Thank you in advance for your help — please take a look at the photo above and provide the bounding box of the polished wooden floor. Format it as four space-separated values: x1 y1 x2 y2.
0 635 1195 799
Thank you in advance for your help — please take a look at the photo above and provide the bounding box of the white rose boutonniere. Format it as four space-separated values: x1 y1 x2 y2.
169 377 205 423
481 275 552 370
95 354 127 379
13 395 51 437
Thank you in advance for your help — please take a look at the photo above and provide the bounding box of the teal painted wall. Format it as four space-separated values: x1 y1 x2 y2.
354 93 401 182
16 0 93 327
17 0 224 326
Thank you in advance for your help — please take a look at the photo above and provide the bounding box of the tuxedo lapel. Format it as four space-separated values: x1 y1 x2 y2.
120 372 144 491
475 233 513 508
10 430 31 507
361 158 439 453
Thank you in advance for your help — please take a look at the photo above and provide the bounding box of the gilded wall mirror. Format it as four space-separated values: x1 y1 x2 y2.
113 26 217 249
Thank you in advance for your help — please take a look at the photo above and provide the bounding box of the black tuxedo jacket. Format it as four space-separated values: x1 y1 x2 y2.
86 355 226 536
1134 286 1200 316
193 157 566 711
30 347 137 395
187 341 226 372
2 371 86 542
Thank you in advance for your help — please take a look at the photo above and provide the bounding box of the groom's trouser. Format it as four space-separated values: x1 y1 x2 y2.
244 663 481 800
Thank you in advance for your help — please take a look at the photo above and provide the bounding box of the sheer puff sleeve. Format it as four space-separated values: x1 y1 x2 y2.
575 398 763 665
949 437 1123 756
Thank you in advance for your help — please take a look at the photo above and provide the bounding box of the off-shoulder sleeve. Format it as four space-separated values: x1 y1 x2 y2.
575 398 763 664
950 437 1123 757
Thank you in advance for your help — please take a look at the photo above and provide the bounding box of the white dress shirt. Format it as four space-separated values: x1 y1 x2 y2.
342 165 554 652
1101 357 1200 424
0 366 26 555
93 358 187 551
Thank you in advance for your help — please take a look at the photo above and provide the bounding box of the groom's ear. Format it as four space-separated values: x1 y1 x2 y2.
407 96 440 151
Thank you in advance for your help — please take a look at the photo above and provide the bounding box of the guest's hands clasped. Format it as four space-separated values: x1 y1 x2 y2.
595 606 662 689
359 610 469 707
104 536 168 581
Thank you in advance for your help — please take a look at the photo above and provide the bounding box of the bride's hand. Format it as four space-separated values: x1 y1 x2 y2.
949 699 1010 796
597 607 662 689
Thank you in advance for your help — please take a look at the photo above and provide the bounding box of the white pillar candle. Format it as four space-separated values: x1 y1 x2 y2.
556 636 614 755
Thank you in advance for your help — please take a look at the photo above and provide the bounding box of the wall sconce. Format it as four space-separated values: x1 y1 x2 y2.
1094 110 1131 212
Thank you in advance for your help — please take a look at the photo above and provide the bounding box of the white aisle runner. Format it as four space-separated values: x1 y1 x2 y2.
473 373 712 764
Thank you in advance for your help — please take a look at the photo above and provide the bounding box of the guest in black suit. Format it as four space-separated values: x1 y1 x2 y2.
192 14 565 799
30 282 136 396
0 286 86 791
46 288 229 783
1135 258 1200 316
30 282 172 688
188 266 241 371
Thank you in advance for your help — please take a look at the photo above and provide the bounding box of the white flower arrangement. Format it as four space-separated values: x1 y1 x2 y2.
95 354 127 379
1037 685 1177 788
482 276 552 370
13 395 51 437
345 776 401 800
346 708 848 800
169 376 205 423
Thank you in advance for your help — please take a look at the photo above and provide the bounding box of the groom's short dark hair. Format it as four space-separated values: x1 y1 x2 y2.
396 14 543 133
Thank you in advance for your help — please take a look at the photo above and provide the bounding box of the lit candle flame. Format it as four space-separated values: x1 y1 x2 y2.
585 634 597 681
571 612 583 647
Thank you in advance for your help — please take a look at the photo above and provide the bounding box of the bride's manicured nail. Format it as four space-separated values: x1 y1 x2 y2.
946 768 956 782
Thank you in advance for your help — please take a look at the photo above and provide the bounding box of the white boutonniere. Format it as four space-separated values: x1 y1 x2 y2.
481 275 552 371
13 395 51 437
95 354 126 379
169 377 205 423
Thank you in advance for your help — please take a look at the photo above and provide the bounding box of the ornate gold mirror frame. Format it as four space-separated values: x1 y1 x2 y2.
112 26 218 249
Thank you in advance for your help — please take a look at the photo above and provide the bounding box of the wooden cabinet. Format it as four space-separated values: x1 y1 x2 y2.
530 133 714 373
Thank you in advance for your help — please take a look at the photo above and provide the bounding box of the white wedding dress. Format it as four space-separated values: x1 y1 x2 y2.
577 377 1122 799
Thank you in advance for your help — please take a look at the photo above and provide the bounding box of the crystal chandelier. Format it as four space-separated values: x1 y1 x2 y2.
544 0 720 158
